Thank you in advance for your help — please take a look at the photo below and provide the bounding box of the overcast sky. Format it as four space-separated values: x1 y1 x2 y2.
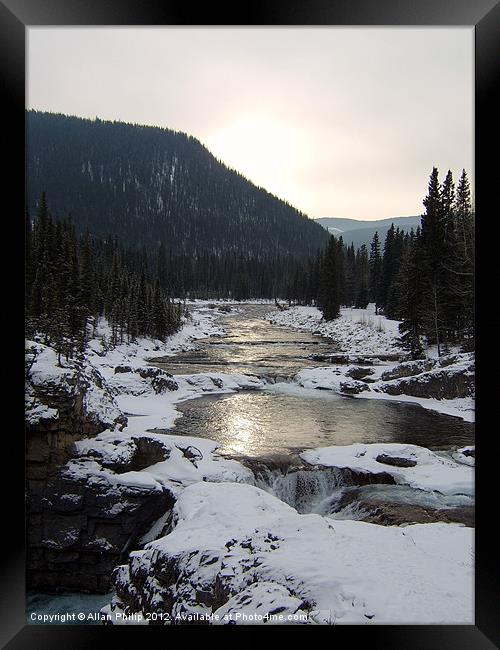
27 27 473 220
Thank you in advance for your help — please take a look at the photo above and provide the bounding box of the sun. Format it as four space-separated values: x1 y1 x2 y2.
204 114 301 196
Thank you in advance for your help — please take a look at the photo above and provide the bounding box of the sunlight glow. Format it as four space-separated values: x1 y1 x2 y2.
204 115 306 205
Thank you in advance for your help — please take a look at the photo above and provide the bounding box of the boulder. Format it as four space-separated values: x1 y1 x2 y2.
375 454 417 468
345 366 375 380
114 365 133 374
381 359 437 381
340 380 370 395
379 365 475 400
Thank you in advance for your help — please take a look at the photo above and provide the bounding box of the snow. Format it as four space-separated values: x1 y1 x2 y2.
301 443 474 497
106 481 473 625
266 304 402 357
86 305 225 373
66 430 254 500
265 304 474 422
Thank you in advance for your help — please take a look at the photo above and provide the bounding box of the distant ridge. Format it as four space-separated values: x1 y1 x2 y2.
315 215 421 249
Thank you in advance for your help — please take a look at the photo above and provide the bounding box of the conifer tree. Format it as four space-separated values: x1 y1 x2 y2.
354 244 369 309
368 232 383 313
317 236 342 320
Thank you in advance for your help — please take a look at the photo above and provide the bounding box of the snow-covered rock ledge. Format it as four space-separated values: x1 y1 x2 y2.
301 443 474 497
29 430 254 593
295 353 475 422
102 481 473 625
26 341 126 434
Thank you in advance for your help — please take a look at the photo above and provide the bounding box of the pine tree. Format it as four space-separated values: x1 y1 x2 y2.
398 229 426 359
354 244 369 309
317 236 342 321
420 167 446 355
368 232 383 313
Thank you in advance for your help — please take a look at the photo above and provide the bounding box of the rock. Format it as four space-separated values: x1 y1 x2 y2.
210 377 224 389
375 454 417 468
379 365 474 400
136 367 164 380
358 502 474 527
103 482 474 625
151 375 179 394
349 357 374 366
340 380 370 395
381 359 437 381
345 366 375 380
311 353 349 364
114 365 133 374
27 436 177 593
438 353 473 368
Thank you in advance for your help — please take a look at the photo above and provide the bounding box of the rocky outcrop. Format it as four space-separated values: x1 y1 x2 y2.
102 482 474 625
26 341 127 489
381 359 437 381
27 434 176 593
25 341 133 592
378 354 475 401
113 366 179 393
375 454 417 468
378 365 474 400
345 366 375 380
331 487 474 527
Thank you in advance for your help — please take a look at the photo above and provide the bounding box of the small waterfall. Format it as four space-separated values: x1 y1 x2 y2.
253 464 349 514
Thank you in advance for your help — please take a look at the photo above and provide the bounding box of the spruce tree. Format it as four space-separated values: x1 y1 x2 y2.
368 232 383 313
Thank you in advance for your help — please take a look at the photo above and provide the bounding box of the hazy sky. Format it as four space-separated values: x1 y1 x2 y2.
27 27 473 220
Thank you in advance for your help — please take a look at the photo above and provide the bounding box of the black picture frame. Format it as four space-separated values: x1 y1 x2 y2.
3 0 499 646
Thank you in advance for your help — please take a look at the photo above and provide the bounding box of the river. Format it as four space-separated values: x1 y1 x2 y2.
152 303 474 458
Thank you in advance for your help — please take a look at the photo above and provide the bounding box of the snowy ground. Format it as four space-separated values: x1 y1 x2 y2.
267 304 402 357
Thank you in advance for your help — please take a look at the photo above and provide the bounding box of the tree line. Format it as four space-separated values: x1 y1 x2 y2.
316 168 474 357
25 194 183 360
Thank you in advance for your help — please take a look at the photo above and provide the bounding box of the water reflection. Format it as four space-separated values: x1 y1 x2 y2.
174 387 474 458
152 304 335 377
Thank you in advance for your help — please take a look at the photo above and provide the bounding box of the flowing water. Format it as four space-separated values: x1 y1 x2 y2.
153 303 337 377
152 303 474 522
153 303 474 457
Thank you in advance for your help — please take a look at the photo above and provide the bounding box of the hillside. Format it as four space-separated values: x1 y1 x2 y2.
26 111 329 258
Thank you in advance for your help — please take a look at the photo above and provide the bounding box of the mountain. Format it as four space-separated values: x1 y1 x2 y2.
26 111 329 258
315 216 422 250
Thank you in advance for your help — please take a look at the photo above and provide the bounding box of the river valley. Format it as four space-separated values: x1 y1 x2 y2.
27 302 475 624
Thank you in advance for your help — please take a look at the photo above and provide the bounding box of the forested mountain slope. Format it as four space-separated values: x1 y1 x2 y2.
26 111 329 257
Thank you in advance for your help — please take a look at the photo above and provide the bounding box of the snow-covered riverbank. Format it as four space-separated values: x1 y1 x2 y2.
267 304 402 356
266 304 475 422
